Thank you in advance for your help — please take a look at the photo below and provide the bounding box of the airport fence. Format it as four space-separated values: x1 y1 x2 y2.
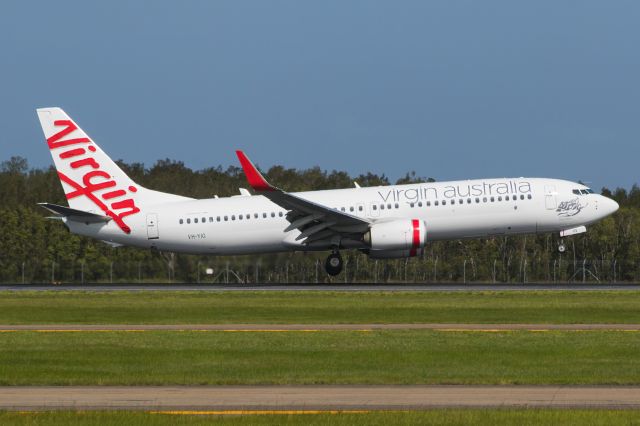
2 252 631 284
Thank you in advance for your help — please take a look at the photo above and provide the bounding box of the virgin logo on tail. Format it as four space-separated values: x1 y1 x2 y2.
47 120 140 234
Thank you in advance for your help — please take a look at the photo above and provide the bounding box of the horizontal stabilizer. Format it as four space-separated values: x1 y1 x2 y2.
38 203 111 223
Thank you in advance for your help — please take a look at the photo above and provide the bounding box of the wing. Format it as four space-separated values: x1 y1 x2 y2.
236 151 370 246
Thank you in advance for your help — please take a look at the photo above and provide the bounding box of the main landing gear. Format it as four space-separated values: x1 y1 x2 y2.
325 251 343 276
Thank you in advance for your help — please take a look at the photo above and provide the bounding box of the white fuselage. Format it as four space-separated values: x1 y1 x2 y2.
66 177 619 255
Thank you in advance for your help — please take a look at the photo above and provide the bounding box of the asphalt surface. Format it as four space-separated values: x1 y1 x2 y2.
2 323 640 331
2 386 640 410
1 283 639 291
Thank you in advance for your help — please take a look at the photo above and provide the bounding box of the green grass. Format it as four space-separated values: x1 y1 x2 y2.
2 409 640 426
1 330 640 385
1 290 640 324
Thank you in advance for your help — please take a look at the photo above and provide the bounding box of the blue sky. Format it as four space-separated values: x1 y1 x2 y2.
1 1 638 190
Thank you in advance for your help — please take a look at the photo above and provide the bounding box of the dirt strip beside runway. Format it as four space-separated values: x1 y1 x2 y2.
1 386 640 410
1 323 640 331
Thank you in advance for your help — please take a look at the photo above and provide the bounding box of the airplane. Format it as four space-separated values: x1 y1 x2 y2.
36 107 620 276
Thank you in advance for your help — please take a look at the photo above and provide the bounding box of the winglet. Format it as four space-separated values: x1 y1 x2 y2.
235 150 276 191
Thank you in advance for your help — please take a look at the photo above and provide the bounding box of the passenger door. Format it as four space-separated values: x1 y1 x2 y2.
544 186 557 210
146 213 159 239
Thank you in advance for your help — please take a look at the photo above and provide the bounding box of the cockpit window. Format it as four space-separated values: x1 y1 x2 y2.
573 188 595 195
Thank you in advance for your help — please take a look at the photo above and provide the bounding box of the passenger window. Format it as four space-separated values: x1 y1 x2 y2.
202 217 206 222
179 219 183 224
340 207 345 212
475 198 480 203
490 197 495 202
387 203 392 209
435 200 439 206
224 216 228 221
231 215 236 221
467 198 471 204
380 205 385 210
410 203 415 208
483 197 487 202
217 216 221 222
194 218 198 224
263 213 267 218
394 203 399 209
209 217 213 222
187 218 191 224
498 196 502 201
254 213 259 218
527 194 532 199
246 213 250 220
239 214 243 220
279 212 283 217
442 200 447 206
358 206 363 211
373 205 377 210
520 195 524 200
271 212 275 217
350 206 354 212
459 199 463 205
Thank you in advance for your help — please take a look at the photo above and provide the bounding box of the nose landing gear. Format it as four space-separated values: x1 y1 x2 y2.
558 239 566 253
325 251 343 276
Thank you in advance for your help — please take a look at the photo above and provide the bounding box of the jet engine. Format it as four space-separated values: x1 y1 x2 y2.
364 219 427 258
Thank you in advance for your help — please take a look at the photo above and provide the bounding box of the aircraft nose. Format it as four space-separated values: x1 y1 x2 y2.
601 196 619 216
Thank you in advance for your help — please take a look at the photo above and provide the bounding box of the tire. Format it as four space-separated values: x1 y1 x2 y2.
325 253 343 276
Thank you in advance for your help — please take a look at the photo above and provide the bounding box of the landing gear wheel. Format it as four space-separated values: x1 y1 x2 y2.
558 242 566 253
325 252 343 276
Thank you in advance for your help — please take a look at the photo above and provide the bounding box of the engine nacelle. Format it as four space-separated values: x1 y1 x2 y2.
364 219 427 258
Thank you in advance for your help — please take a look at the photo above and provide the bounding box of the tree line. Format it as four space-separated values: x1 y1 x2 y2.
1 156 639 283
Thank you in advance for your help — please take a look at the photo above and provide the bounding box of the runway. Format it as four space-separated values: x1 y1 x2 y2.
2 386 640 410
1 284 640 291
2 323 640 331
